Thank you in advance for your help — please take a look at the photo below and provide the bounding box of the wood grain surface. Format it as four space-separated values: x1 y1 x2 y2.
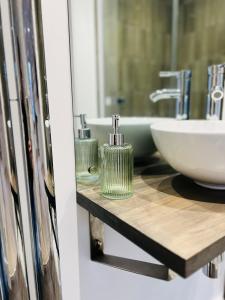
77 162 225 277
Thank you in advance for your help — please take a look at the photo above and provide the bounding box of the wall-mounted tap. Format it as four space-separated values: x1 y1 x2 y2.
206 64 225 120
149 70 192 120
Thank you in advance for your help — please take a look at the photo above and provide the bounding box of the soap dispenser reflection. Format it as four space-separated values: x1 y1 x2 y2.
100 114 133 199
75 114 98 184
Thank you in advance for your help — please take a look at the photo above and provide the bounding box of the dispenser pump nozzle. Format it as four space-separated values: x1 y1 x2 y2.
76 114 91 139
109 114 124 146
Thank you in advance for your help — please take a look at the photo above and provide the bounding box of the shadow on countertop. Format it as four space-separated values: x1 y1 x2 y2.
140 163 177 176
160 174 225 204
134 155 161 168
140 163 225 204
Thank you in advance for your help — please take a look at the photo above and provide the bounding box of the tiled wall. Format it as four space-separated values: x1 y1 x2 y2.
103 0 173 117
178 0 225 118
103 0 225 118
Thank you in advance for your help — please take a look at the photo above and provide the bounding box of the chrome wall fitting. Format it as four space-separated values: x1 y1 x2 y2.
202 254 224 279
89 214 175 281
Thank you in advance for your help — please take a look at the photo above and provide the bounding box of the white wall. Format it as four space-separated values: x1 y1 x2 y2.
70 0 99 118
41 1 80 299
70 1 225 300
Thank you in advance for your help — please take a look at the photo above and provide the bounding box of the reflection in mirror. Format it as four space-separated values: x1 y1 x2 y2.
69 1 225 299
70 0 225 168
70 0 225 170
99 0 225 119
67 0 222 178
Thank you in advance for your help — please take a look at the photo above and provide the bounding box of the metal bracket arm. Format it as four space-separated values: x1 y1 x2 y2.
89 214 175 281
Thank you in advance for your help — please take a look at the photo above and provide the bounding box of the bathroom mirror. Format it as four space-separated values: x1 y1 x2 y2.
69 0 225 173
95 0 225 119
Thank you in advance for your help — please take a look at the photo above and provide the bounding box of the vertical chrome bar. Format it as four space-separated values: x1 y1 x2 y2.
0 0 38 297
0 7 30 299
11 0 62 298
10 99 38 300
2 0 62 298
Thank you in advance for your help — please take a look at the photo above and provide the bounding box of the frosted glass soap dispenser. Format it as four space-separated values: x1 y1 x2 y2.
100 114 133 199
75 114 98 184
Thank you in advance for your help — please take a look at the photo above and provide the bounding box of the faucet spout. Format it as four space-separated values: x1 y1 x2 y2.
149 89 180 103
149 70 191 120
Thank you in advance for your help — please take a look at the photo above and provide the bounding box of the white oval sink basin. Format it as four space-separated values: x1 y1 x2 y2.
151 120 225 189
87 117 172 158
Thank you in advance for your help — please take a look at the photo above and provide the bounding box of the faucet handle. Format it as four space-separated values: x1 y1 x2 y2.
159 70 192 79
159 71 180 78
208 64 225 75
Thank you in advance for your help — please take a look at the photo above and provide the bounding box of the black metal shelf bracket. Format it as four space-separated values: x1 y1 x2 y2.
89 214 176 281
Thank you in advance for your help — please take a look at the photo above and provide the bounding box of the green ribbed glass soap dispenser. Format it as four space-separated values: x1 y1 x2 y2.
100 114 133 199
75 114 98 184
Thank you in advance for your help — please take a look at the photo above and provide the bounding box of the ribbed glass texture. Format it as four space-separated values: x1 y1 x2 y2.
100 143 133 199
75 138 99 184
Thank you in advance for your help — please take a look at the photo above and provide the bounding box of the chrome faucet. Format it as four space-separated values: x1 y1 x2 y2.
149 70 192 120
206 64 225 120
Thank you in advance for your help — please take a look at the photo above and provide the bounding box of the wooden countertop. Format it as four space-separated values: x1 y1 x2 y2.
77 160 225 278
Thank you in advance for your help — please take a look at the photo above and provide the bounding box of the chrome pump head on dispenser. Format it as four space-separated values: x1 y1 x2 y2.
76 114 91 139
109 114 124 146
